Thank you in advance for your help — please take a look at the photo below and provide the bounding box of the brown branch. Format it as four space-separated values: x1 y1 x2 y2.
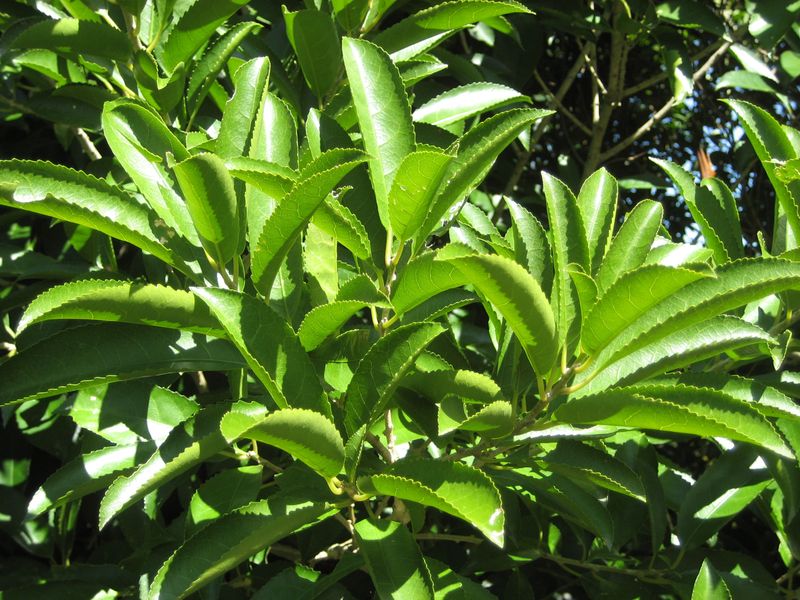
533 70 592 136
597 40 731 164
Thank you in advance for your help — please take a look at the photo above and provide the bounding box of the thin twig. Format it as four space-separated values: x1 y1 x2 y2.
533 70 592 136
73 128 102 161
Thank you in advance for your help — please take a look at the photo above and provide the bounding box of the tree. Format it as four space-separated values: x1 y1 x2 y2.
1 0 800 597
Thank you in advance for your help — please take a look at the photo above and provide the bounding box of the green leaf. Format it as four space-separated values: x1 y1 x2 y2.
679 447 772 550
582 264 711 355
344 322 444 437
250 92 298 169
412 83 530 128
586 257 800 375
580 316 775 394
724 100 800 246
70 381 199 445
438 398 513 438
392 246 471 316
312 196 372 260
216 57 270 159
99 403 258 528
544 441 645 501
220 408 344 480
18 279 222 336
362 459 504 546
655 1 725 35
692 560 732 600
0 324 245 407
343 37 415 228
298 300 372 351
226 157 296 197
192 287 330 415
250 149 367 294
374 0 531 61
149 495 334 600
416 109 552 249
388 149 452 242
425 556 497 599
401 369 503 404
102 100 197 245
173 152 241 264
0 160 185 273
507 198 552 292
186 466 263 536
28 442 156 516
555 385 793 458
156 0 251 73
185 22 262 122
11 18 132 62
283 8 342 98
595 199 663 292
354 520 434 600
442 253 557 376
577 168 618 275
730 44 778 82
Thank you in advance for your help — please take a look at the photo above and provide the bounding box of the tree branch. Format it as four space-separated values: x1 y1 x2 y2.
533 70 592 136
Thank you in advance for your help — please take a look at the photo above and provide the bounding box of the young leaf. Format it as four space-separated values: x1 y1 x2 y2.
342 37 415 228
388 149 451 242
17 279 222 336
28 442 156 516
173 152 241 264
412 83 530 128
192 287 330 416
354 520 434 600
0 324 246 407
220 408 345 480
415 108 553 249
582 264 711 355
250 150 367 295
0 160 185 273
283 8 342 98
555 385 793 458
344 323 444 437
185 466 263 537
595 199 663 292
577 168 618 275
361 459 505 546
442 253 558 376
692 560 732 600
149 496 335 600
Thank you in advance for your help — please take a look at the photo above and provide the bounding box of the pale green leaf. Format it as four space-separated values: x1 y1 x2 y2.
583 264 711 355
312 196 372 260
298 300 371 351
355 519 434 600
0 160 186 273
220 408 345 479
412 83 530 128
416 108 553 249
392 246 470 316
389 149 452 242
343 37 415 228
596 200 663 292
442 253 557 376
577 168 618 275
362 459 504 546
555 385 792 458
216 57 270 159
17 279 222 336
28 441 156 516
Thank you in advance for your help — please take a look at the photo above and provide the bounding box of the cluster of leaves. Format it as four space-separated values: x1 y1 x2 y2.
1 0 800 598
